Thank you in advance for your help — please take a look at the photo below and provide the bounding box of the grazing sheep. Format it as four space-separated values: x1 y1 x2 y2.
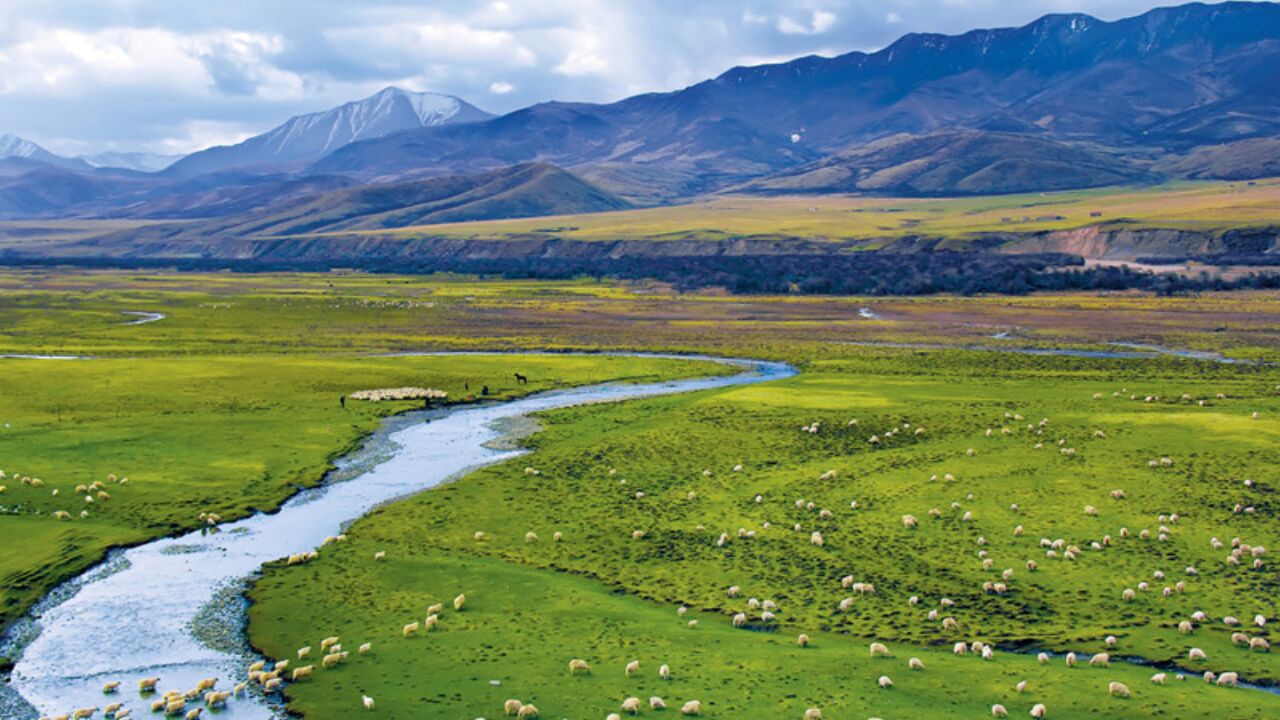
621 697 642 715
1151 673 1167 685
102 681 120 693
1037 653 1049 664
660 663 671 679
1251 637 1270 652
650 697 666 710
357 642 372 655
804 709 822 720
1204 671 1217 684
291 666 314 681
297 646 311 659
625 660 640 676
517 704 539 719
1188 648 1207 661
569 658 591 675
362 695 375 711
1065 653 1077 668
1090 653 1110 667
454 594 466 611
1109 682 1130 698
810 531 824 546
184 710 202 720
1232 633 1251 646
797 634 810 647
1030 704 1046 718
992 705 1008 717
870 642 891 657
504 700 523 716
139 677 159 693
1015 681 1027 693
322 652 347 668
373 551 385 561
954 642 968 655
1217 672 1239 687
878 675 893 689
609 715 622 720
909 657 924 670
733 613 748 628
403 622 419 637
204 692 230 708
195 678 216 692
680 700 702 716
72 710 96 720
902 515 918 529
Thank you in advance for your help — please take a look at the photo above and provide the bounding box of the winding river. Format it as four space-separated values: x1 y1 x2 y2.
6 355 794 719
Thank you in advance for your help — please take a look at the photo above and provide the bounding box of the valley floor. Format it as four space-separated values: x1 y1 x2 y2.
1 270 1278 719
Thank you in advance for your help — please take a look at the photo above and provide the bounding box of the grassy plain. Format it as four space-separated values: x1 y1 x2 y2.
2 269 1279 719
305 178 1280 244
247 349 1280 719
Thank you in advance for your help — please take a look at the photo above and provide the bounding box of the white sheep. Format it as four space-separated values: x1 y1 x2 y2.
1109 682 1130 698
992 704 1008 717
1030 704 1047 718
680 700 702 716
869 642 891 657
621 697 642 715
625 660 640 676
878 675 893 689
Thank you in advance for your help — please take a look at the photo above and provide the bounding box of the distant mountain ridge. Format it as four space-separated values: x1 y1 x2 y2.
166 87 494 178
312 1 1280 199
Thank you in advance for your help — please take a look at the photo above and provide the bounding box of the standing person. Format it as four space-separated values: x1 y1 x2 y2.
340 395 346 409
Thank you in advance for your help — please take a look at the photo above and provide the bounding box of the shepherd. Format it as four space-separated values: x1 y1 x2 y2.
339 395 346 409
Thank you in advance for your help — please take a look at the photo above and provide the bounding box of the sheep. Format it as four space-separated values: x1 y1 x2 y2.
1217 672 1239 687
291 666 314 681
1015 680 1027 694
804 709 822 720
517 704 539 719
1065 652 1077 668
1090 653 1110 667
878 675 893 689
733 613 748 628
1232 632 1251 646
659 663 671 679
621 697 642 715
357 642 372 655
680 700 702 715
651 697 667 710
322 651 347 668
195 678 216 692
954 642 968 655
810 531 824 546
504 699 523 716
403 622 420 637
373 550 386 561
625 660 641 676
1251 637 1270 652
1109 681 1130 698
902 515 918 529
361 695 375 711
297 646 312 659
204 692 230 708
1178 620 1194 635
454 594 466 611
609 715 622 720
942 617 958 630
72 710 98 720
139 677 159 693
1188 648 1207 660
1204 671 1216 684
1037 652 1049 664
869 642 891 657
104 704 123 716
992 705 1008 717
795 633 811 647
1030 704 1047 718
1122 589 1136 602
184 710 202 720
1151 672 1167 685
102 681 120 693
569 658 591 675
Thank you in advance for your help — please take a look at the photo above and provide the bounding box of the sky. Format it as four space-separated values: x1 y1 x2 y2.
0 0 1259 157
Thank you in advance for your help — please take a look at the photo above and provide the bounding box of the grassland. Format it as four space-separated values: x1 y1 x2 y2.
0 276 731 631
3 269 1279 719
304 178 1280 244
248 349 1280 719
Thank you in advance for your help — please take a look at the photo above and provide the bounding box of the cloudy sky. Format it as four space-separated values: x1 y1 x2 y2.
0 0 1255 156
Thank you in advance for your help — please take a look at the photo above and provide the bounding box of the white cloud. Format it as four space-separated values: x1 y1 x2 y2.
326 21 537 69
886 12 904 24
778 9 838 35
489 80 515 94
147 119 259 154
0 24 302 100
551 29 610 77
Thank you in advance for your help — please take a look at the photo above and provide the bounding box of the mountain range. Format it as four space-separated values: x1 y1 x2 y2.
1 1 1279 247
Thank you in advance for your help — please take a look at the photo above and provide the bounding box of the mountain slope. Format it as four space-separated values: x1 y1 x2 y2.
311 2 1280 197
82 151 181 173
101 163 631 243
166 87 493 178
0 135 94 172
741 131 1157 196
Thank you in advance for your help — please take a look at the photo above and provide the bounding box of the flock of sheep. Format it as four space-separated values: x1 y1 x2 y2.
1 471 127 522
23 379 1278 718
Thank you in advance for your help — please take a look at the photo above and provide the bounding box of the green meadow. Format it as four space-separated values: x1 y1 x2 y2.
248 350 1280 719
1 270 1277 719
